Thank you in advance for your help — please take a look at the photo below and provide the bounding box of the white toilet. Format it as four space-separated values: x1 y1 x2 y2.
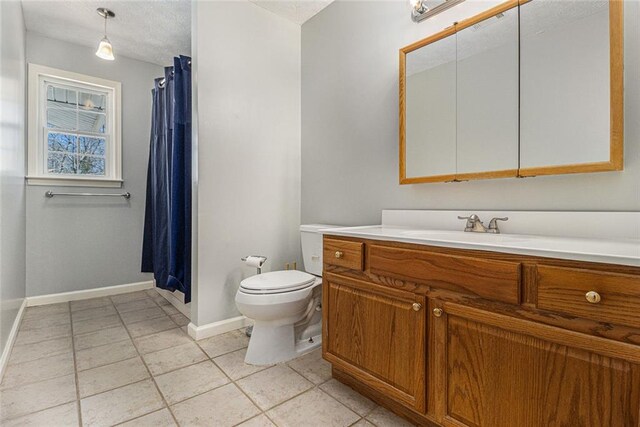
235 224 335 365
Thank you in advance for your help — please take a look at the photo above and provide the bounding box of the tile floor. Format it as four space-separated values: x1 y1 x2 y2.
0 289 414 427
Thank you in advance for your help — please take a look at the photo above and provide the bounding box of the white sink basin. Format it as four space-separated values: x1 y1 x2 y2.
398 229 529 243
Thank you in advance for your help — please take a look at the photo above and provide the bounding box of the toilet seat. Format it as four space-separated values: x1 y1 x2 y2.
239 270 317 295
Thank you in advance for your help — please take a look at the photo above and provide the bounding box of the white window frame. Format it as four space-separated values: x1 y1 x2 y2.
27 64 122 187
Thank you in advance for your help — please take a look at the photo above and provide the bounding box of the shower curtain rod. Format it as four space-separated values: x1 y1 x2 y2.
159 59 191 87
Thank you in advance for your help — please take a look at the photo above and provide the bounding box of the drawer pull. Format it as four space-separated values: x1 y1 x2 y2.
433 308 443 317
334 251 344 259
412 303 422 311
585 291 601 304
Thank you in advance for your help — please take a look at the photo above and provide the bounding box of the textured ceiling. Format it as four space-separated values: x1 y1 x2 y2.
249 0 334 25
21 0 190 66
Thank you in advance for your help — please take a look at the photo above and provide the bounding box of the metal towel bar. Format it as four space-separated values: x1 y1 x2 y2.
45 191 131 199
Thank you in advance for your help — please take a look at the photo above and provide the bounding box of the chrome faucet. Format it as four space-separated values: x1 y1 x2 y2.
458 214 508 234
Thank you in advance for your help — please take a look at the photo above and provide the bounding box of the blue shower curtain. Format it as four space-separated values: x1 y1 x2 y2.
142 55 192 303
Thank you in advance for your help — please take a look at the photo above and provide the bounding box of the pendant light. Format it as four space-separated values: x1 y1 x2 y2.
95 8 115 61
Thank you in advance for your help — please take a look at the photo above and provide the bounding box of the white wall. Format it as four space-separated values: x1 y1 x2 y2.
25 33 163 296
301 1 640 226
192 1 302 326
0 1 27 353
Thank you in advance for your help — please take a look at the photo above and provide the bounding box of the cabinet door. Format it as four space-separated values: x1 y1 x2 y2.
430 301 640 427
323 274 426 413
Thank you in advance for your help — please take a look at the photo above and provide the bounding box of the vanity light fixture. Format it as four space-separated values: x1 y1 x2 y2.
95 8 115 61
410 0 466 23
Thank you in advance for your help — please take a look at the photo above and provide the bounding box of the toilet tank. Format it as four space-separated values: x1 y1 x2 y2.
300 224 339 276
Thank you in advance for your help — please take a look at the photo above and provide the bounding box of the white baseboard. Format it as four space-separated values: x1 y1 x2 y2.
188 316 253 341
0 299 27 383
153 287 191 318
26 280 155 307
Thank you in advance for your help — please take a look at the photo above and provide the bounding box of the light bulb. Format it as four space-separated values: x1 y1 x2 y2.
409 0 423 10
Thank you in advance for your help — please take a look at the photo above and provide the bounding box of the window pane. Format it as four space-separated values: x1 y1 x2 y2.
78 155 105 175
47 152 76 174
78 111 106 133
78 136 106 156
79 92 106 112
47 108 77 130
47 85 76 110
47 132 77 153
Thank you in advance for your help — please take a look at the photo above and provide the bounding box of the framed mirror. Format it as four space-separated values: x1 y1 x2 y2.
518 0 623 176
399 0 624 184
401 28 458 183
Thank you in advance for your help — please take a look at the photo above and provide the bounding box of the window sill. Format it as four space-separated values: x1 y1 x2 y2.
26 176 123 188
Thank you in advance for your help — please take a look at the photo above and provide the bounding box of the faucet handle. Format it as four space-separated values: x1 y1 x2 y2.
488 217 508 232
458 214 482 231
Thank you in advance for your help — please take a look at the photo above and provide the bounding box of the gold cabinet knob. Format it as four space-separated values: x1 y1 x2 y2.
412 303 422 311
334 251 344 259
585 291 601 304
433 308 443 317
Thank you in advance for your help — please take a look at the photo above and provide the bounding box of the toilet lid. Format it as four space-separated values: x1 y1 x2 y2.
240 270 317 294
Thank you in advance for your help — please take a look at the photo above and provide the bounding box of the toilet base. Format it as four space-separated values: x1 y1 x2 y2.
244 321 322 365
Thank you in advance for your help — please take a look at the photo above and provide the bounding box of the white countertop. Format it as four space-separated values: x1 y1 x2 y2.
322 225 640 267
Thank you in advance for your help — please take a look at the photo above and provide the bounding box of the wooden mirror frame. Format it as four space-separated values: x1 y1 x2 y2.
399 0 624 185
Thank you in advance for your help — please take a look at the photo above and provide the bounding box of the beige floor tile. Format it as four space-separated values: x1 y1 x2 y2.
115 298 158 313
111 291 151 304
119 306 166 324
76 339 138 371
78 357 149 397
73 314 123 335
319 379 377 416
1 402 78 427
23 303 69 319
267 388 360 427
20 312 70 330
143 342 207 376
170 313 190 326
70 297 113 312
80 379 164 427
154 360 229 405
72 305 118 322
0 374 76 420
126 316 177 338
15 323 71 345
74 325 131 351
8 336 72 365
237 365 313 410
213 348 271 380
118 408 177 426
160 304 180 316
1 351 74 390
171 383 260 427
198 329 249 358
287 348 332 384
134 328 192 354
353 420 375 426
366 406 415 427
237 414 277 426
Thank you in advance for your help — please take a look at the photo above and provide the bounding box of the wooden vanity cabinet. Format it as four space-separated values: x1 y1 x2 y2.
322 272 427 413
431 301 640 427
322 236 640 427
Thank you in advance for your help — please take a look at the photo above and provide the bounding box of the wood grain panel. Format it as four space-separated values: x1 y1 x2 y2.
324 276 426 412
323 238 364 271
537 265 640 329
369 244 521 304
444 312 640 427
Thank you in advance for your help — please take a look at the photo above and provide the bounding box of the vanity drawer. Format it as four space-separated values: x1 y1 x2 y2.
324 238 364 271
369 245 521 304
537 266 640 328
